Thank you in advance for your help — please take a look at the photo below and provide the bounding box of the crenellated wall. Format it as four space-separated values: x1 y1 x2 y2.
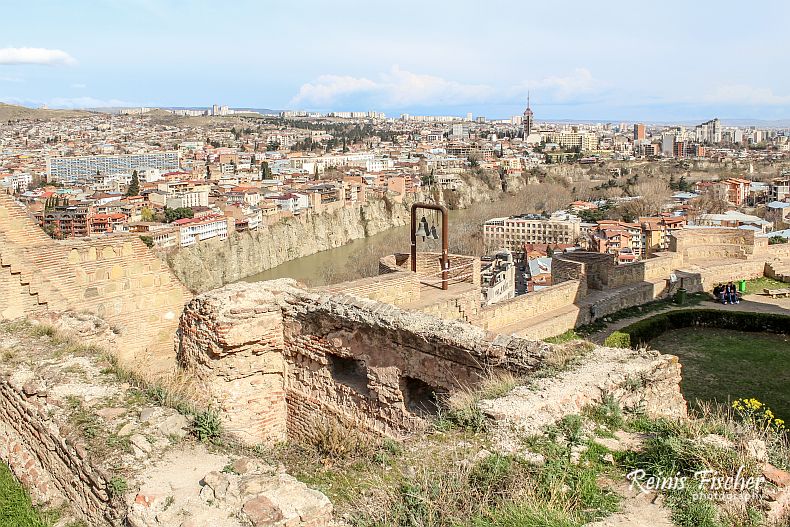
0 193 191 373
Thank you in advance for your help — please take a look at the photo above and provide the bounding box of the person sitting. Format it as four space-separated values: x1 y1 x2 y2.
726 281 740 304
713 284 723 302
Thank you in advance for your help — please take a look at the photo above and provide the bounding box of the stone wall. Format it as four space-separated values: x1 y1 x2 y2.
0 373 119 525
381 252 481 287
0 193 191 374
317 271 421 306
670 228 755 261
177 280 553 445
471 279 585 331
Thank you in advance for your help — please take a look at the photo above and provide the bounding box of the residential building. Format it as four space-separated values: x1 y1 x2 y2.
47 152 180 184
483 212 582 251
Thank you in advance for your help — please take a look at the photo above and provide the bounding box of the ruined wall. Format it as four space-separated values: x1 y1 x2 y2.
177 281 551 444
176 285 289 444
0 370 121 526
0 193 191 374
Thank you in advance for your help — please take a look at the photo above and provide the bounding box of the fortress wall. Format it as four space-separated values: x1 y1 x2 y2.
382 252 481 286
177 281 551 444
0 373 119 526
0 193 191 374
317 271 421 307
472 279 585 331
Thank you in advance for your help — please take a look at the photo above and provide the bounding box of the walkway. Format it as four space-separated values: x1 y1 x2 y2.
588 294 790 344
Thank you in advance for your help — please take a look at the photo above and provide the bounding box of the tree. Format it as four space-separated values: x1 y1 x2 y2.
126 170 140 196
140 206 155 222
139 235 154 248
769 235 788 245
260 161 272 179
164 207 194 223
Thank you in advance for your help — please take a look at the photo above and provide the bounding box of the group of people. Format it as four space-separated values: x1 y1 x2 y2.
713 282 740 305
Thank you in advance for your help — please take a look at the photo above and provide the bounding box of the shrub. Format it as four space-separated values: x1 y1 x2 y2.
108 476 128 498
191 409 222 443
603 331 631 348
302 417 370 459
618 309 790 348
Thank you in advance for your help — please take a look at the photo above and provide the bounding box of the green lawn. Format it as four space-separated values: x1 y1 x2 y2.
0 463 57 527
649 327 790 420
743 276 788 295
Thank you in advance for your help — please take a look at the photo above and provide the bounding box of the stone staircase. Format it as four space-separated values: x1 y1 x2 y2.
766 259 790 283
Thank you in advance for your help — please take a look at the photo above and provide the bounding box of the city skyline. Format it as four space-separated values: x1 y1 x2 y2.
2 0 790 121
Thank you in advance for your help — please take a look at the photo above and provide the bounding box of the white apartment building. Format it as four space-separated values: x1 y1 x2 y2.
175 216 233 247
148 181 210 209
542 131 599 152
47 152 180 184
483 212 582 251
0 172 33 192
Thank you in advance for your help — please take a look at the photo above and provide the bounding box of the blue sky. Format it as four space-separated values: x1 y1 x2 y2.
2 0 789 121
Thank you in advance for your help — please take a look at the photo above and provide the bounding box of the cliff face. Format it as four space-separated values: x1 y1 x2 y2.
166 197 410 292
165 177 523 293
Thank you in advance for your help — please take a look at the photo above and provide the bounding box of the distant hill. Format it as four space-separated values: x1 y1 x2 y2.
0 103 94 123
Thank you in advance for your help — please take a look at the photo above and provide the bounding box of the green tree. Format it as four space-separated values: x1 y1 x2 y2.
140 206 155 222
260 161 272 179
139 235 154 248
126 170 140 196
164 207 194 223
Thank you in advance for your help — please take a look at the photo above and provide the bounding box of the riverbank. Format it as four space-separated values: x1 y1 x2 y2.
165 173 526 292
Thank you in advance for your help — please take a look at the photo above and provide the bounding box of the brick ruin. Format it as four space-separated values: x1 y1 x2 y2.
175 279 685 446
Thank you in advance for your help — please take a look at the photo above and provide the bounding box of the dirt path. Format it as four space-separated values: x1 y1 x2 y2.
588 295 790 345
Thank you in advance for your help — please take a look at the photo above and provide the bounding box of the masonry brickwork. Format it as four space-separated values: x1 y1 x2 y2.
176 280 690 447
0 193 191 373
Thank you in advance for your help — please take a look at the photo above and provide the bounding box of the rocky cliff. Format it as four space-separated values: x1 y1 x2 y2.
165 176 525 293
165 197 409 292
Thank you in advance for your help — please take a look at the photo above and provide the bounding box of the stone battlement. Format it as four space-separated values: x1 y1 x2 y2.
0 193 191 373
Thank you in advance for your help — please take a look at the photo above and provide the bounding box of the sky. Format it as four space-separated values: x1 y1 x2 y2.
1 0 789 122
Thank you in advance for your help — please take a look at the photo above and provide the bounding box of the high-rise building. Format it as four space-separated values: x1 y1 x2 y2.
695 118 721 144
523 92 534 138
633 123 646 141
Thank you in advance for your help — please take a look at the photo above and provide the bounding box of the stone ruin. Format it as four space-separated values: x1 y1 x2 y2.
1 191 789 525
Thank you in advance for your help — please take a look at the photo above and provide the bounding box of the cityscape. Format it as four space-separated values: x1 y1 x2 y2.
1 2 789 527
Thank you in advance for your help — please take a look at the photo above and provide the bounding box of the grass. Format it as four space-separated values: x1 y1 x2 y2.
742 276 787 295
649 327 790 420
0 463 58 527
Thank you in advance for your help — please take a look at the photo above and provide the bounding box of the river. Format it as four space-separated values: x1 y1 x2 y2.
241 206 486 287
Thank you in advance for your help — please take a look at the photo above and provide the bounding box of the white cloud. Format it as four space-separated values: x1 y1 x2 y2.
516 68 608 102
0 47 77 66
702 84 790 106
47 97 136 109
290 66 494 108
291 66 612 109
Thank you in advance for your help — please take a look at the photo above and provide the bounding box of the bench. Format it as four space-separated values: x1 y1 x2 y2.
764 288 790 298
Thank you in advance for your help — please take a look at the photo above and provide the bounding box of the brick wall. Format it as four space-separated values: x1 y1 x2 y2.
471 280 585 331
0 375 121 525
177 281 551 445
0 193 191 374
